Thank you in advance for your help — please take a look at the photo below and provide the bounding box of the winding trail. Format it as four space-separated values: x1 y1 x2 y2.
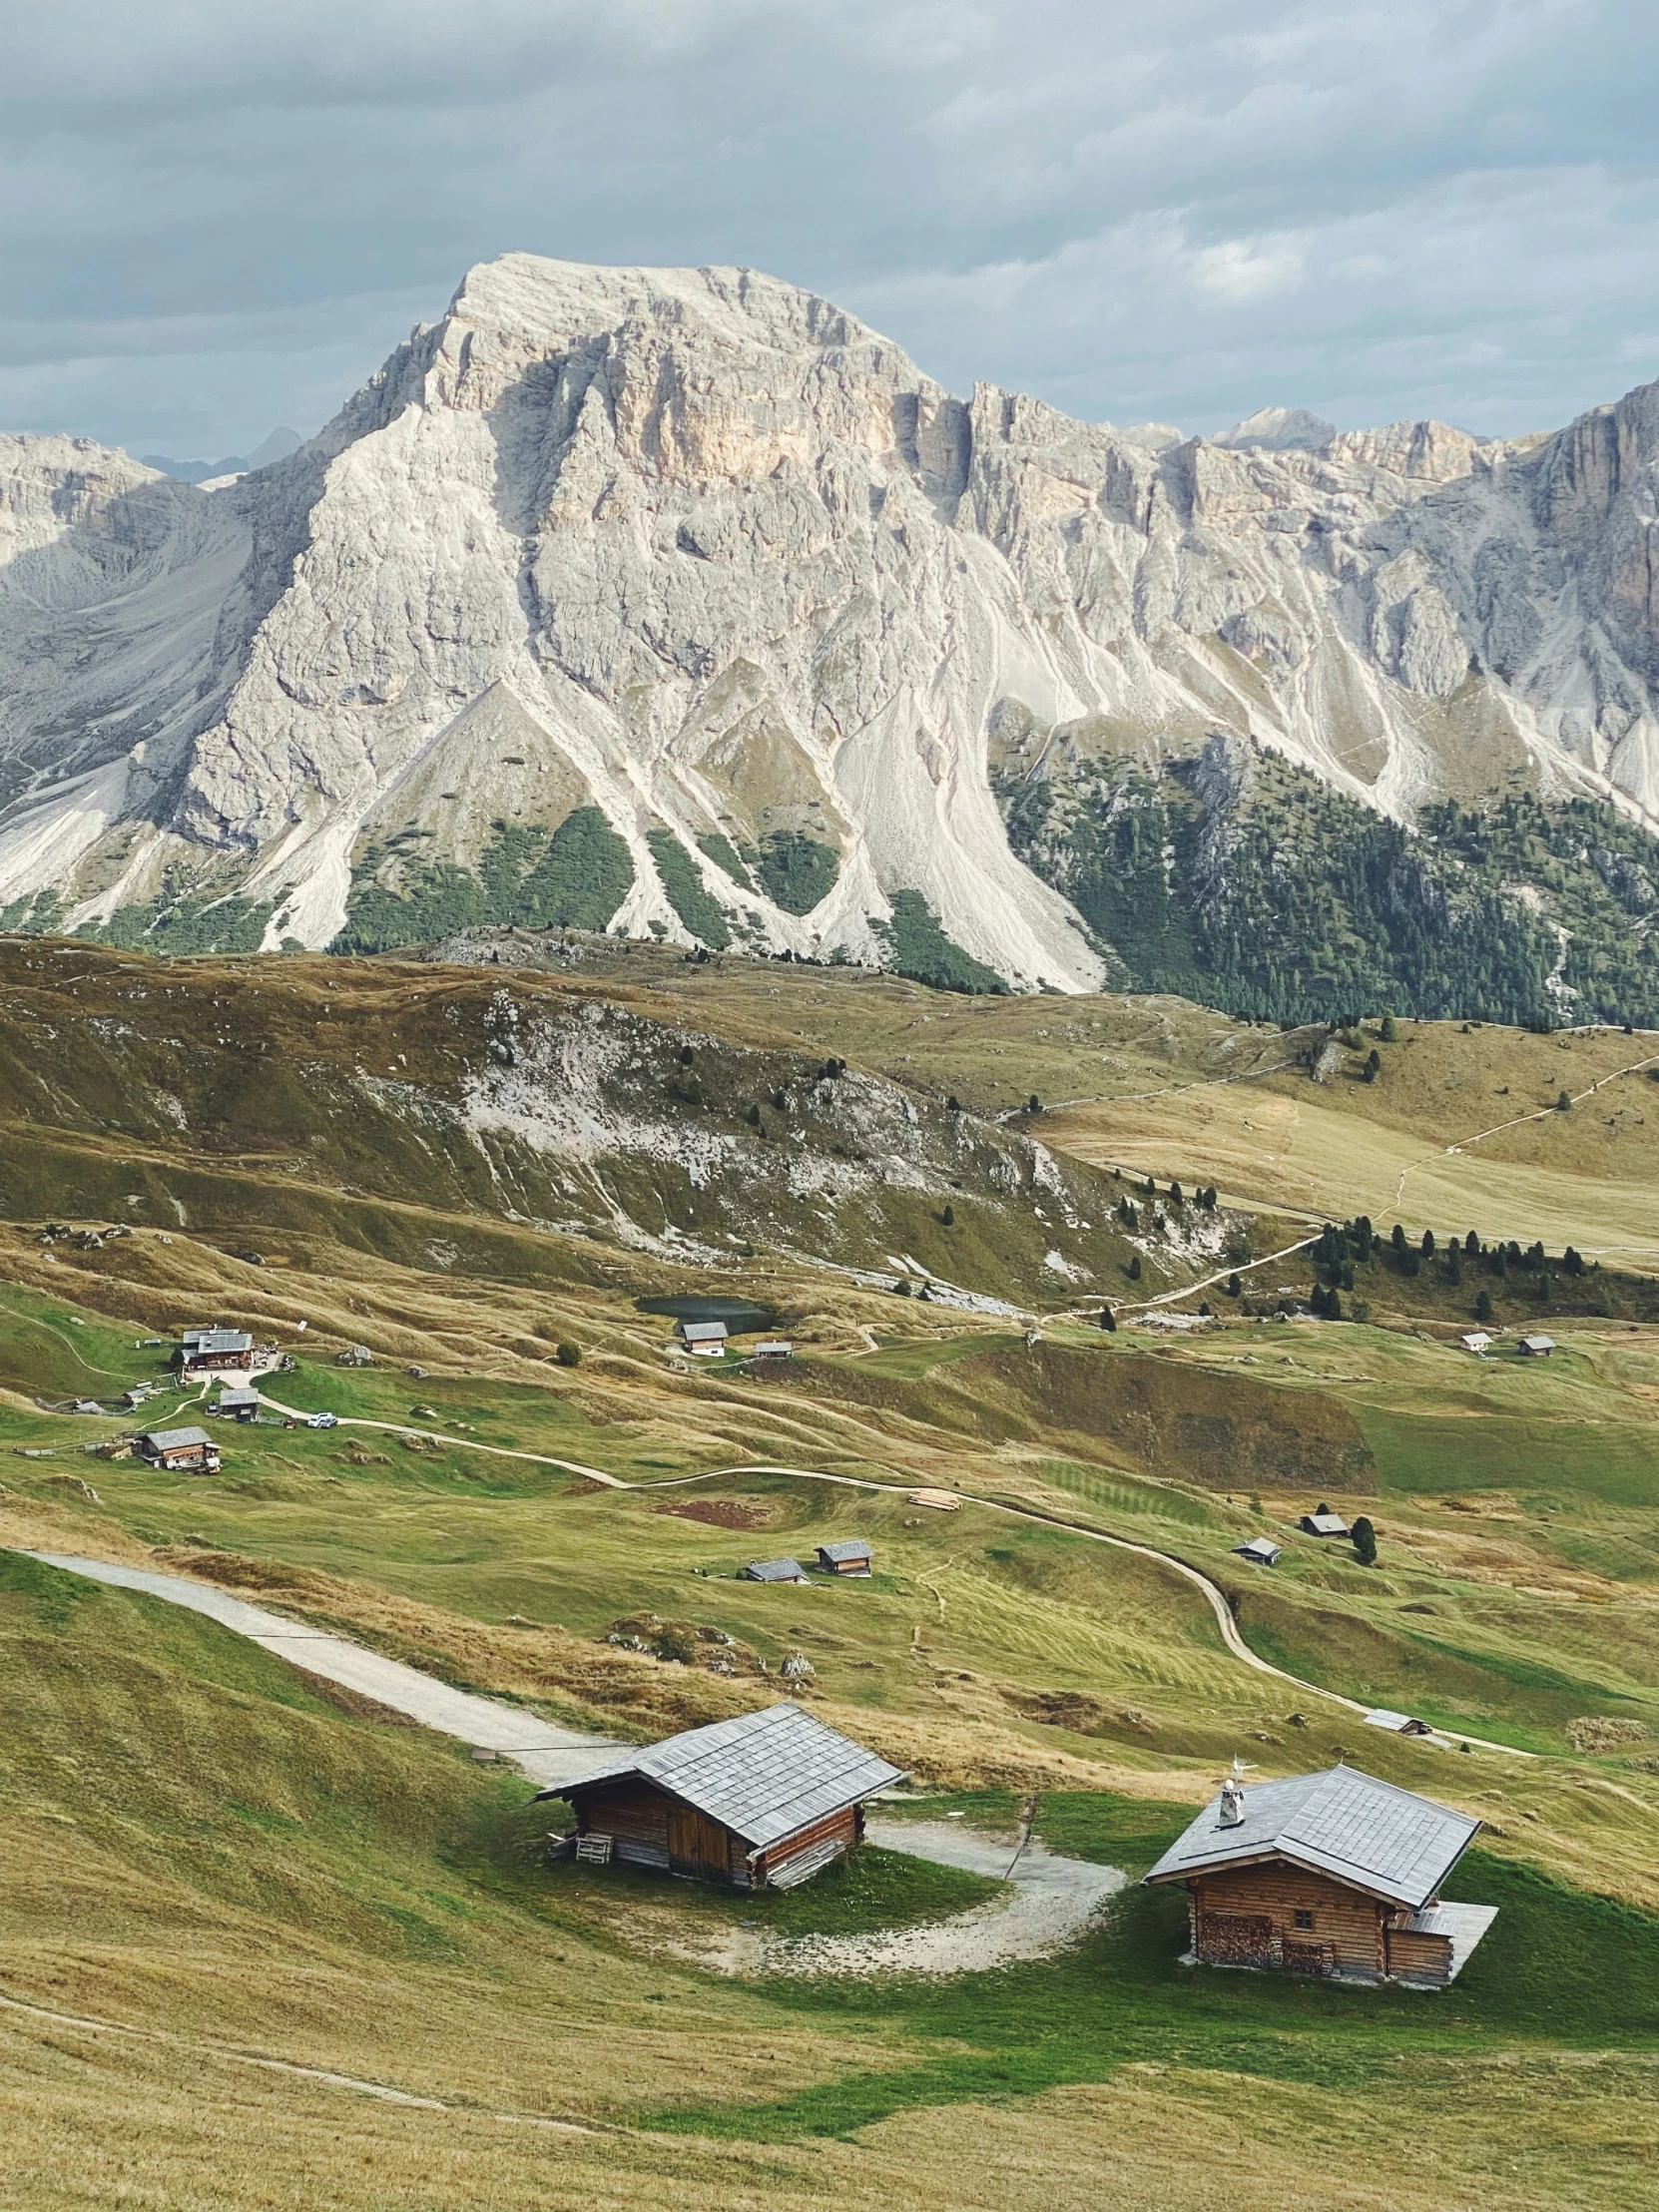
25 1420 1533 1760
1388 1045 1659 1216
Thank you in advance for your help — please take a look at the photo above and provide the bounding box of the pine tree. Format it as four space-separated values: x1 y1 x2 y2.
1127 1253 1142 1281
941 1203 954 1227
1226 1272 1242 1297
1352 1515 1378 1566
1474 1289 1494 1323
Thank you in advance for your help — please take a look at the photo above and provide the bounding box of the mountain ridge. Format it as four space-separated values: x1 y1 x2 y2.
2 252 1658 1007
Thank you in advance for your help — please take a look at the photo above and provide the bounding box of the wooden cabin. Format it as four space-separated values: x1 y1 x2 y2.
216 1385 261 1423
1233 1536 1282 1565
1144 1766 1495 1987
137 1424 221 1473
538 1701 907 1890
1298 1509 1351 1538
816 1539 872 1576
1518 1334 1556 1358
677 1320 728 1358
744 1556 809 1584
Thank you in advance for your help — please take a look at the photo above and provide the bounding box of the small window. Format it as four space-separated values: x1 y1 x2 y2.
1293 1909 1314 1931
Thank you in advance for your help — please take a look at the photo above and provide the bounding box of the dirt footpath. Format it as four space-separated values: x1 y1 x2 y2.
705 1817 1124 1979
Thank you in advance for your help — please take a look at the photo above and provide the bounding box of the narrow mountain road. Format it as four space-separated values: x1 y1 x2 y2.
25 1551 623 1786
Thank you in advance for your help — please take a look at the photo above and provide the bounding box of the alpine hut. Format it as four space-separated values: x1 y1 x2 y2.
816 1538 872 1576
1298 1508 1351 1538
677 1320 728 1358
215 1385 261 1423
1518 1334 1556 1358
743 1556 810 1584
537 1701 906 1888
137 1424 221 1473
1233 1536 1282 1565
1143 1765 1495 1985
179 1327 255 1376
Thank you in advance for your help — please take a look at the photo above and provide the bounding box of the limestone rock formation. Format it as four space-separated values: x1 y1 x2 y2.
3 253 1659 988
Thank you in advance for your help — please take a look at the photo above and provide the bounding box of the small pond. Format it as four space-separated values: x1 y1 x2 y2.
635 1295 777 1336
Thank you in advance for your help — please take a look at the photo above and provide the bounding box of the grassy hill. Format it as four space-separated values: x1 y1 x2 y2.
4 937 1659 2208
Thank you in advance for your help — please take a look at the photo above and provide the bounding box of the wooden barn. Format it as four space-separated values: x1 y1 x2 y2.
179 1327 255 1376
537 1701 906 1890
137 1424 221 1473
1144 1765 1495 1987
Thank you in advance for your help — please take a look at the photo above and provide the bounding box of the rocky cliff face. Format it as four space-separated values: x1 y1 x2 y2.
3 253 1659 992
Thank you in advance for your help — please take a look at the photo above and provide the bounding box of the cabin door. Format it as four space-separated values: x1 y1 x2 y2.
667 1805 732 1882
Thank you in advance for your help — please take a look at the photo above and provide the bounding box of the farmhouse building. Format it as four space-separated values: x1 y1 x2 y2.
1233 1536 1282 1565
216 1385 261 1422
1460 1331 1492 1355
137 1425 221 1473
744 1556 810 1584
752 1340 794 1361
537 1701 906 1889
180 1328 254 1375
1144 1765 1495 1986
1518 1334 1556 1358
677 1320 728 1357
816 1539 872 1575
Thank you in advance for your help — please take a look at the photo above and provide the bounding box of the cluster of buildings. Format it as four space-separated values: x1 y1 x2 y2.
742 1537 873 1584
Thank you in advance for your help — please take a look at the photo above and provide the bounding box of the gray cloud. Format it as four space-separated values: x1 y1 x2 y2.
2 0 1655 451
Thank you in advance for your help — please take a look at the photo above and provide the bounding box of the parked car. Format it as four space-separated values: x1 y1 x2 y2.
305 1411 338 1429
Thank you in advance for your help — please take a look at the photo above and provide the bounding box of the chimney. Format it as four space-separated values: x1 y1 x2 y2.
1218 1778 1246 1829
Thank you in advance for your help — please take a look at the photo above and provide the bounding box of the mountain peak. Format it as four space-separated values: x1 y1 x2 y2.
1212 405 1338 452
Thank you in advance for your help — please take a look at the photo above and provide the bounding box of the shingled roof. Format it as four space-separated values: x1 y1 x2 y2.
1142 1766 1480 1911
536 1701 907 1850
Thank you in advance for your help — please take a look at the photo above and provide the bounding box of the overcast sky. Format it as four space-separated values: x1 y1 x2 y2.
4 0 1656 457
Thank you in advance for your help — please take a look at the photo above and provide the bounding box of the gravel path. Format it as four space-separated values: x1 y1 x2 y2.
26 1552 623 1787
702 1818 1124 1979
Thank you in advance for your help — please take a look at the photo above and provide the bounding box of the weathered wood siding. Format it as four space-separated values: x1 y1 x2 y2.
1384 1925 1453 1985
572 1781 671 1869
753 1806 859 1889
1192 1863 1385 1978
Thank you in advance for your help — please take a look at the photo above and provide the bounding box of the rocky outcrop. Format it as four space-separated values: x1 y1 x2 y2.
4 253 1659 985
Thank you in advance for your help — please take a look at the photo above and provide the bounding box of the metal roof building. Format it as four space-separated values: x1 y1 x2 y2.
1144 1765 1480 1913
743 1556 810 1583
537 1701 907 1889
816 1538 872 1574
1233 1536 1282 1565
1299 1511 1351 1537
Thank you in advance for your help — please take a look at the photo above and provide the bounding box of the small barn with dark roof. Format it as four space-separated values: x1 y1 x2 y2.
537 1701 906 1889
743 1556 809 1584
1144 1766 1494 1985
1298 1509 1351 1538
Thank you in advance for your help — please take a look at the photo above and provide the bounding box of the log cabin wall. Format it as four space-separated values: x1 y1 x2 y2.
1192 1862 1385 1977
572 1781 671 1869
753 1806 859 1889
1383 1925 1453 1984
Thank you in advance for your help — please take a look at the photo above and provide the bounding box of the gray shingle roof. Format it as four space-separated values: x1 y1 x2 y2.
184 1329 252 1355
744 1557 808 1582
1300 1512 1350 1535
1234 1537 1282 1562
141 1425 213 1452
217 1387 260 1406
817 1538 871 1562
678 1320 728 1343
1143 1766 1480 1910
537 1701 907 1849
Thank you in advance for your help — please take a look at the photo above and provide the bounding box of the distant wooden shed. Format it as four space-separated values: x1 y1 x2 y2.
216 1385 261 1423
1233 1536 1282 1565
1298 1510 1351 1538
1144 1765 1495 1986
1518 1334 1556 1358
816 1539 872 1576
537 1701 907 1889
743 1556 810 1584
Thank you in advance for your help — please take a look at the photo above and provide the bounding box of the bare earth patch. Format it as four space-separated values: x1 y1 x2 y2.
690 1818 1124 1979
